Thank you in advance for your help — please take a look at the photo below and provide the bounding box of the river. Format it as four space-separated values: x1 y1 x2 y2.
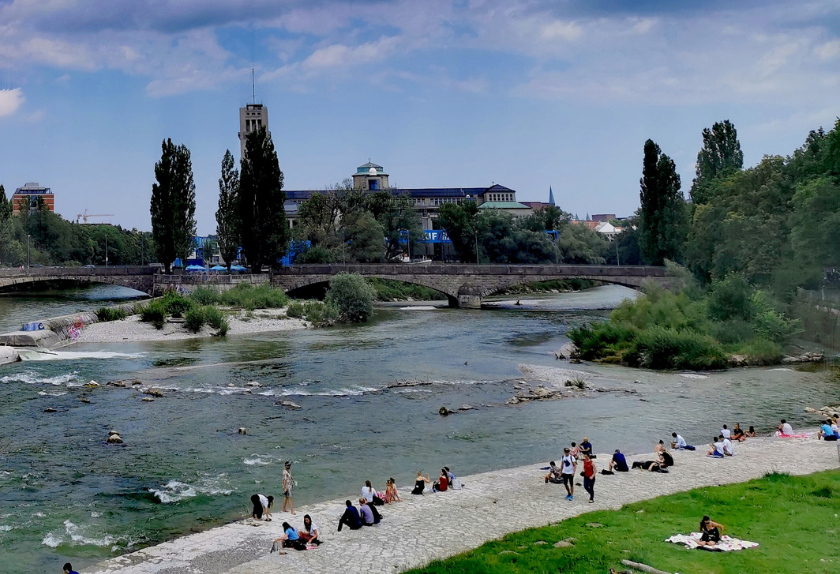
0 284 838 573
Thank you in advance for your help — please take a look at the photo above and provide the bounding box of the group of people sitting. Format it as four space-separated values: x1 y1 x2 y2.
411 467 458 494
818 416 840 441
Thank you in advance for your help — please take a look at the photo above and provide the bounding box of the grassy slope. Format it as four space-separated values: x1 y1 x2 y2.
407 470 840 574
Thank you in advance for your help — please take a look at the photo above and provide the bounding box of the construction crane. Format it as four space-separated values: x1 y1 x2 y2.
76 209 114 224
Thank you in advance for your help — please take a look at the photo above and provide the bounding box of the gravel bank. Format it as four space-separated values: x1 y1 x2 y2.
74 309 308 343
88 431 839 574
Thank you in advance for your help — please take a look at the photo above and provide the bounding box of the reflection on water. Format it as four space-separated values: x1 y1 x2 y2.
0 284 837 573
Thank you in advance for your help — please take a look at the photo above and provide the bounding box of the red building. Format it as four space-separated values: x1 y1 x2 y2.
12 182 54 215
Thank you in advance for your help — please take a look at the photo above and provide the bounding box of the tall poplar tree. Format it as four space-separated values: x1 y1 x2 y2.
216 150 240 271
639 139 686 265
238 127 287 271
0 185 13 264
690 120 744 204
150 139 197 273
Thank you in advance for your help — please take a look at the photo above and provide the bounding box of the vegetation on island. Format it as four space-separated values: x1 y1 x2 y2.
570 118 840 367
408 470 840 574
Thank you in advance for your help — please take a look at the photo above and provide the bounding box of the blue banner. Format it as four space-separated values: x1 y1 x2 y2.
423 230 451 244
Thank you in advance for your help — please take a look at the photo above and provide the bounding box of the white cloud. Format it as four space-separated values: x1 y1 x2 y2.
0 88 25 117
540 20 583 41
302 36 401 70
815 39 840 59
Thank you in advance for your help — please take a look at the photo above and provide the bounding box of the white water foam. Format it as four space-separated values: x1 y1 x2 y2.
20 350 145 362
0 525 12 532
680 373 708 379
150 475 233 503
399 306 438 311
243 454 275 466
0 371 78 386
38 390 68 397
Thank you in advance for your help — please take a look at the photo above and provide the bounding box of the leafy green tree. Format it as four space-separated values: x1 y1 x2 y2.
639 139 686 265
295 191 343 248
0 185 14 264
239 127 287 271
373 192 423 261
436 202 480 263
690 120 744 204
790 176 840 270
340 211 385 263
325 273 378 323
216 150 240 270
557 223 610 264
150 139 197 273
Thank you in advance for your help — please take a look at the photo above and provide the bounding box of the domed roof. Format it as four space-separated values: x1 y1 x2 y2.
368 167 377 176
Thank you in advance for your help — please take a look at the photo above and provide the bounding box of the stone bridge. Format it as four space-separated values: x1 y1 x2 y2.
273 264 669 308
0 266 157 295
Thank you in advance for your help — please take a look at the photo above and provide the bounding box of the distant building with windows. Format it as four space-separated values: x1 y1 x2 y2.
285 161 531 229
238 103 269 160
12 182 54 215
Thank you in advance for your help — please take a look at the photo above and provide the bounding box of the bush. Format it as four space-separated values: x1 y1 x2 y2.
190 287 220 306
184 307 206 333
325 273 377 323
95 306 128 322
741 337 784 365
286 301 305 318
303 301 339 327
203 306 226 331
631 327 728 370
218 284 288 310
160 291 195 318
140 300 167 330
568 322 635 360
707 273 754 322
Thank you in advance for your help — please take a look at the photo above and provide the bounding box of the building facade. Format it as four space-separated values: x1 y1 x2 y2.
238 103 269 160
285 161 531 229
12 182 54 215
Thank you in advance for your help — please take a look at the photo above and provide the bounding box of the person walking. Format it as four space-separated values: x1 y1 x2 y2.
560 447 577 501
582 453 596 503
282 461 296 515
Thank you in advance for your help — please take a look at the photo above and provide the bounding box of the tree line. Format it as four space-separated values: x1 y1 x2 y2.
150 127 287 273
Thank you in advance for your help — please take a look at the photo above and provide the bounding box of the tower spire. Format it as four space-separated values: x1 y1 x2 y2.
549 186 555 206
251 68 256 104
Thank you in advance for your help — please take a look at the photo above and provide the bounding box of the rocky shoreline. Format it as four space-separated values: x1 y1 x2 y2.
86 431 839 574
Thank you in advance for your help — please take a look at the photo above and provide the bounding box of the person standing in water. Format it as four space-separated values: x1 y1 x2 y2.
282 461 296 515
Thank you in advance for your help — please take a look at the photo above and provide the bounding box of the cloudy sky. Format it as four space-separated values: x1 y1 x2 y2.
1 0 839 233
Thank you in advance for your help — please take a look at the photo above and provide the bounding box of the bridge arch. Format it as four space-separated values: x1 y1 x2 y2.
281 275 460 307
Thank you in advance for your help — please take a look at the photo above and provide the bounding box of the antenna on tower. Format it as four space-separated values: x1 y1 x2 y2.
251 68 256 104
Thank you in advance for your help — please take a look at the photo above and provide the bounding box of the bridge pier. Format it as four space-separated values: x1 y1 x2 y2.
456 285 482 309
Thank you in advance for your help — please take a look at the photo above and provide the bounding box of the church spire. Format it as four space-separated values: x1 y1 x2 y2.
548 186 555 206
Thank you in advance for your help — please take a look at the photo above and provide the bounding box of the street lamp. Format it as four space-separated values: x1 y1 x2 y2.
105 236 109 268
27 234 30 269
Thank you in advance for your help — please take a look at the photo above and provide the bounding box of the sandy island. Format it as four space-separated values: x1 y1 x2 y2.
88 431 839 574
74 309 309 344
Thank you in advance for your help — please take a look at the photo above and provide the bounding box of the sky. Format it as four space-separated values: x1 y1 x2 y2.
1 0 839 234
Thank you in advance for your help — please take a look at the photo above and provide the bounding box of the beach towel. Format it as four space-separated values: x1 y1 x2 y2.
774 431 813 439
666 532 759 552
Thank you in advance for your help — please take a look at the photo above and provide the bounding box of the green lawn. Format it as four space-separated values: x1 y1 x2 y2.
407 470 840 574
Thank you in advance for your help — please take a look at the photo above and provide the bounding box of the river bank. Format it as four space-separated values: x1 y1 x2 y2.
87 431 839 574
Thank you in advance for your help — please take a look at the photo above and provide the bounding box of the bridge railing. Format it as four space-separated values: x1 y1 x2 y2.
154 274 269 286
0 266 158 277
275 263 666 277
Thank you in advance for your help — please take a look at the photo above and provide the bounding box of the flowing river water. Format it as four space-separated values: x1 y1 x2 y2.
0 284 838 573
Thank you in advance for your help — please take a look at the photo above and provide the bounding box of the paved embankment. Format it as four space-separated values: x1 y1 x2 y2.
88 432 840 574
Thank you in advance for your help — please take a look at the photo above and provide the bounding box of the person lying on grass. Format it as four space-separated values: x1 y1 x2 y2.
697 515 725 547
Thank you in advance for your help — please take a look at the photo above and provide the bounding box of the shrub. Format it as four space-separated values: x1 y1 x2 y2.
213 319 229 337
707 273 754 322
203 306 226 331
568 322 635 360
286 301 305 318
190 287 220 306
160 291 194 318
140 300 167 330
184 307 207 333
741 337 784 365
218 284 288 310
95 306 128 322
303 301 339 327
325 273 377 323
631 327 728 370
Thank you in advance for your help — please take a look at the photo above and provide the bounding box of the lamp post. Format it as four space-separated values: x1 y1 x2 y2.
105 236 109 268
27 234 30 269
474 229 479 265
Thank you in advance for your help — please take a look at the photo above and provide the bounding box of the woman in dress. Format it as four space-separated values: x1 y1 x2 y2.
433 468 449 492
299 514 321 545
697 516 725 547
385 478 401 503
411 471 431 495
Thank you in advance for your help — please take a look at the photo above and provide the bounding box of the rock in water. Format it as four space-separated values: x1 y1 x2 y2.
278 400 302 410
107 433 123 444
246 381 261 388
458 404 475 411
85 380 100 388
144 388 165 398
238 427 247 435
439 406 452 415
142 397 155 402
44 407 57 413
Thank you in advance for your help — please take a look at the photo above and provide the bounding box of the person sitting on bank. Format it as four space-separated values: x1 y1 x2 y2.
632 457 667 473
361 480 385 506
697 516 725 547
337 500 362 531
722 435 735 456
273 522 304 550
299 514 321 545
570 442 581 460
660 449 674 467
732 423 746 442
708 436 725 458
63 564 80 574
746 426 757 437
544 460 563 483
579 437 594 459
778 419 794 436
608 449 629 472
411 471 431 495
820 420 839 441
385 478 401 502
832 418 840 439
359 498 379 526
433 468 449 492
720 424 731 440
654 439 666 454
671 432 695 450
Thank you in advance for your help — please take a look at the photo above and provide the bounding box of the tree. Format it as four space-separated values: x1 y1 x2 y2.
690 120 744 204
639 139 686 265
0 185 13 264
340 211 385 263
216 150 240 271
325 273 377 323
239 127 287 271
436 202 480 263
150 139 197 273
374 192 423 261
557 223 610 264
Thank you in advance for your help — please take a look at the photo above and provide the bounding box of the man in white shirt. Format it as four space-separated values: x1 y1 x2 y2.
722 436 734 456
778 420 794 435
720 425 731 439
560 447 577 501
707 437 725 458
671 432 695 450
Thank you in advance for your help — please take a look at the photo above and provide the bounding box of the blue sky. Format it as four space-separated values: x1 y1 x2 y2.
1 0 839 233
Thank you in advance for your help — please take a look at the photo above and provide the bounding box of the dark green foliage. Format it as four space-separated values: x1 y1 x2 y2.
218 284 288 310
341 211 385 263
184 305 228 335
239 127 287 271
184 306 206 333
150 139 197 274
325 273 377 323
632 327 728 370
367 278 445 301
436 202 481 263
189 287 220 306
639 139 686 265
216 150 240 271
707 273 753 321
690 119 744 204
95 306 128 322
159 291 194 318
140 300 167 329
295 244 336 264
407 470 840 574
286 300 338 327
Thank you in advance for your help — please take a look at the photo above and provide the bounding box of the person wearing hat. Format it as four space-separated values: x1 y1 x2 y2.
282 461 296 515
560 447 576 501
